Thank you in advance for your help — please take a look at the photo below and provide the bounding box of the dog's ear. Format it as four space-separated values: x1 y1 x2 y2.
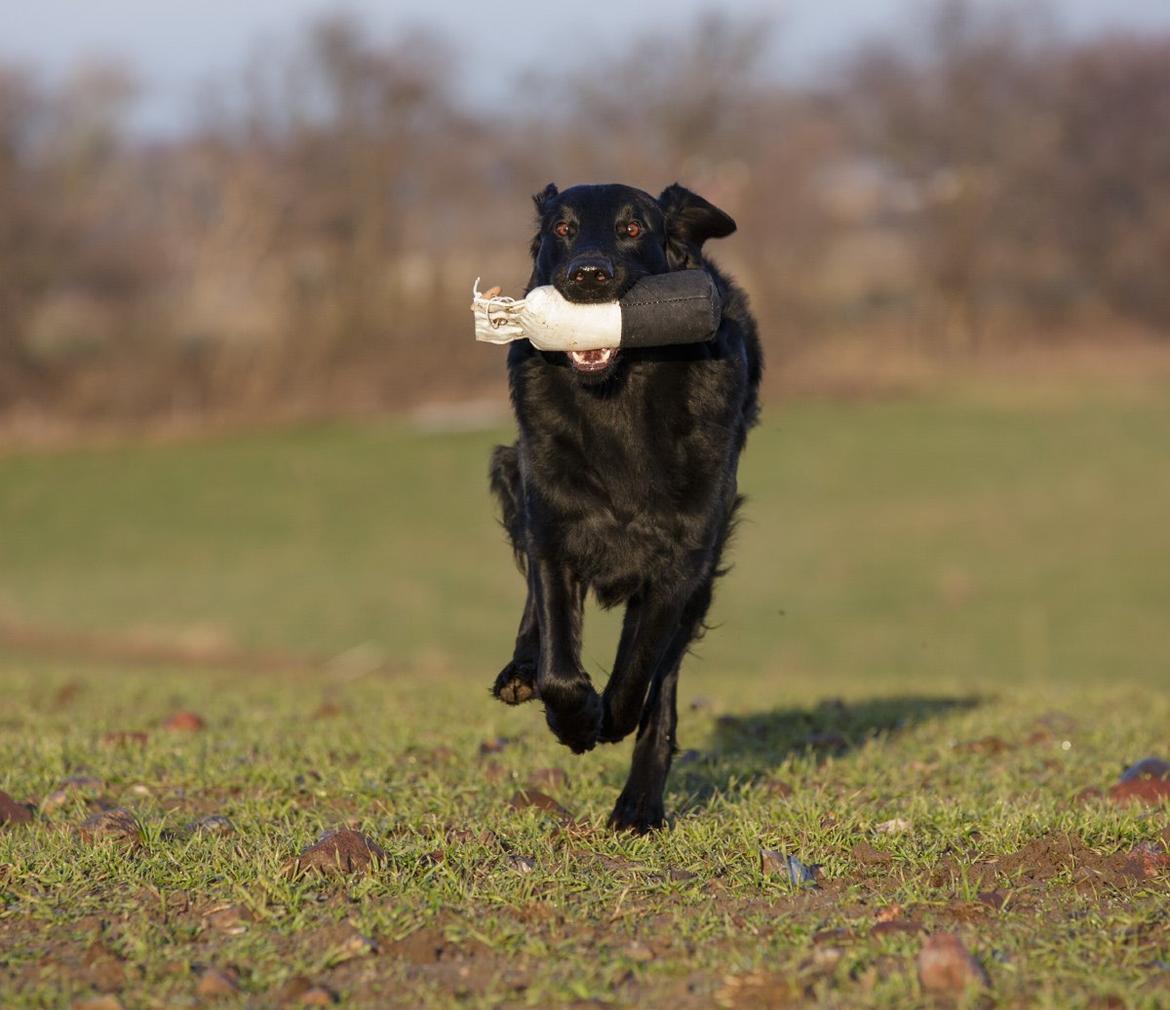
527 183 560 284
529 183 559 264
658 183 736 269
533 183 559 216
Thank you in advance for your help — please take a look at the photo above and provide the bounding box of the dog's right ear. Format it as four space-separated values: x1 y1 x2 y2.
533 183 559 216
659 183 736 269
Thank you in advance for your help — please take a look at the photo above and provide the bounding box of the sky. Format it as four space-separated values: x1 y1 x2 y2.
5 0 1170 132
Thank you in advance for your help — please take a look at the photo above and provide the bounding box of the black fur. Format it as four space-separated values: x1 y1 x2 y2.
489 183 762 832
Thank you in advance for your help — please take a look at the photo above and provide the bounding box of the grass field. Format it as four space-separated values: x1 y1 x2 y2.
2 387 1169 1008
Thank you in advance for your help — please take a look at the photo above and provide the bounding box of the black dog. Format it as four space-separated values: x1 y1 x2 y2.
489 183 762 832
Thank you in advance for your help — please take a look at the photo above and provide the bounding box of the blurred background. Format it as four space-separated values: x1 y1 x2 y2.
0 0 1167 697
2 0 1169 425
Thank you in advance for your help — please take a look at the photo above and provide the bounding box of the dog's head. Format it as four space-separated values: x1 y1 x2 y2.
527 182 735 379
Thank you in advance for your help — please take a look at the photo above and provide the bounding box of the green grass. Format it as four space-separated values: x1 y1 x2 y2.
2 388 1169 1008
2 388 1169 688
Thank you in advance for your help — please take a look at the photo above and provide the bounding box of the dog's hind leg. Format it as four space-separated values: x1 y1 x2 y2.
490 444 539 705
606 579 714 833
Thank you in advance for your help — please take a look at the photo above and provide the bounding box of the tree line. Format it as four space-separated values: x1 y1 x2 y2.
1 1 1168 422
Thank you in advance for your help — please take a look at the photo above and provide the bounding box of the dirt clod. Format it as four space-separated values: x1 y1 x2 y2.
85 941 126 992
202 904 252 935
299 987 338 1007
275 976 312 1003
917 932 991 993
78 808 142 849
871 919 924 937
1110 778 1170 805
276 976 337 1005
71 997 124 1010
196 967 240 997
760 848 787 875
0 789 33 825
297 828 386 874
1102 756 1170 805
852 841 892 866
163 710 207 732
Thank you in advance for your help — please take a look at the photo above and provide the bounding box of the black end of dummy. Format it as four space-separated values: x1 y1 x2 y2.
618 270 721 348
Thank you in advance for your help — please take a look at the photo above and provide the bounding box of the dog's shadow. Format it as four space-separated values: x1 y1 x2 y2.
660 693 982 813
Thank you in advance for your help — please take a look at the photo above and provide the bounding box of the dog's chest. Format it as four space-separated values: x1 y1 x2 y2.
521 371 733 595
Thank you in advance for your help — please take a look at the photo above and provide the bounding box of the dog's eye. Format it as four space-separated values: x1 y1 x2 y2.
623 221 643 239
553 222 571 238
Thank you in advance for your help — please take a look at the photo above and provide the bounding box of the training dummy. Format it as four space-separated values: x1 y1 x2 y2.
471 270 721 352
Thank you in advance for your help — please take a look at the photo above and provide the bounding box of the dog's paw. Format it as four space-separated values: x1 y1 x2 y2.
491 661 537 706
597 696 637 744
607 790 666 834
543 681 603 754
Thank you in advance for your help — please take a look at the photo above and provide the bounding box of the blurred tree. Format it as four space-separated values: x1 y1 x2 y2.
1045 37 1170 328
844 0 1056 349
1 4 1169 425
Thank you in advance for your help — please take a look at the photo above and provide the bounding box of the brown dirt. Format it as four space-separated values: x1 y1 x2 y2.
296 828 387 874
851 841 893 867
195 966 240 997
1110 778 1170 805
161 710 206 732
917 932 990 993
931 832 1170 895
77 809 142 850
0 615 347 677
0 790 33 825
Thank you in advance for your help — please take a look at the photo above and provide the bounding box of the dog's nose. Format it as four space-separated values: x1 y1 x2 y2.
568 257 614 288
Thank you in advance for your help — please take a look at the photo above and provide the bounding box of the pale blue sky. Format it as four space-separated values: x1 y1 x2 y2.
5 0 1170 131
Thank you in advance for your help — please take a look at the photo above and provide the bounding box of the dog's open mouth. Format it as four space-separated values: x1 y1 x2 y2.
567 348 619 374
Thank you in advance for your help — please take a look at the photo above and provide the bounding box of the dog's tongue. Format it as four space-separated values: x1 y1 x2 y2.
568 347 617 372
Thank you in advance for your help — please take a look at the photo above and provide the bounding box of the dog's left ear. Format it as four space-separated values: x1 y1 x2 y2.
658 183 736 269
533 182 559 216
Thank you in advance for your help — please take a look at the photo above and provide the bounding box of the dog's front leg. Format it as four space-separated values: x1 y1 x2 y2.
530 555 602 753
492 567 539 705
